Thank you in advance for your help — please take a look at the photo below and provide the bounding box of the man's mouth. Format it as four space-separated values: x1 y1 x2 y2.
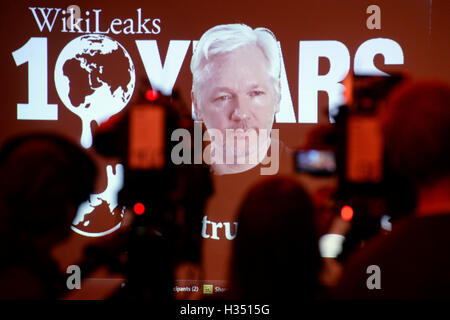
232 127 259 138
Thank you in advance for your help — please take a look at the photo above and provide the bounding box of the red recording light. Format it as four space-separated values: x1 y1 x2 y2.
145 90 159 101
133 202 145 215
340 205 354 221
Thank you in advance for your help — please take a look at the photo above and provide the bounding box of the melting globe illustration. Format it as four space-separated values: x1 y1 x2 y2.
55 35 136 237
54 34 135 148
72 163 124 237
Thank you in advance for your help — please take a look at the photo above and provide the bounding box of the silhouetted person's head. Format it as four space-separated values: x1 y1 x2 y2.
382 80 450 216
0 133 97 249
383 80 450 185
230 176 321 299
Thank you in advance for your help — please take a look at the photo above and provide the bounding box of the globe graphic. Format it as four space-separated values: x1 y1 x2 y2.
54 35 135 237
54 34 136 148
71 164 125 238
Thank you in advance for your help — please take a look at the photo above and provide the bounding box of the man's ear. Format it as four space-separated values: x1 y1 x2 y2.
192 91 203 121
275 81 281 114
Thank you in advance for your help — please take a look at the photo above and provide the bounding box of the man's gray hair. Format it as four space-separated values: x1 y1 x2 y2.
191 23 281 95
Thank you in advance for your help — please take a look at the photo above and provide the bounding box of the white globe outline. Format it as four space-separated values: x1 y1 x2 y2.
54 34 136 148
54 35 135 237
71 163 125 238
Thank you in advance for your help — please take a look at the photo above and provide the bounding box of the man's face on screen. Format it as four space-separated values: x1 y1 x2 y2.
194 45 279 157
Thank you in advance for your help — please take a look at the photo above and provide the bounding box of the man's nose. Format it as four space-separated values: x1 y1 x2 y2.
230 96 249 121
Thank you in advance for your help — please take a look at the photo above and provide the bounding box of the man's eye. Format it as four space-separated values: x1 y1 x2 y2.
214 95 232 102
249 90 265 97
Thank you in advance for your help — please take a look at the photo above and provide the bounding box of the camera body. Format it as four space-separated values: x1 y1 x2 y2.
91 87 212 298
296 74 416 260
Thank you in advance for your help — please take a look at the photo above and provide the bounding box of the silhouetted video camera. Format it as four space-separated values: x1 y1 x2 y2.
91 84 212 298
296 74 416 261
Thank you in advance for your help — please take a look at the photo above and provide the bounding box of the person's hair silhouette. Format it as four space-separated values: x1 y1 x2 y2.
230 176 321 299
0 133 97 299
